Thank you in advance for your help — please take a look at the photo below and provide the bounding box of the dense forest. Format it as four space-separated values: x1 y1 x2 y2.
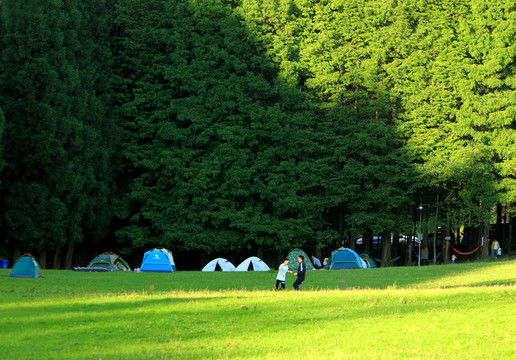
0 0 514 269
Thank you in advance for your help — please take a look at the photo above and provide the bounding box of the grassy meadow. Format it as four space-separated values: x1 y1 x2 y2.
1 260 516 359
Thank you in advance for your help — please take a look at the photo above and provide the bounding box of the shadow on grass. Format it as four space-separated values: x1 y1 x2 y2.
4 285 515 360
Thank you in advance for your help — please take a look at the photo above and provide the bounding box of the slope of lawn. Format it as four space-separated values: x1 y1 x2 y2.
1 260 515 359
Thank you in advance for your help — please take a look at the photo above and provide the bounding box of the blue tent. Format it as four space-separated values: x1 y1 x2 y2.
326 248 367 269
235 257 270 272
9 254 44 278
360 253 378 268
140 248 176 272
202 258 236 272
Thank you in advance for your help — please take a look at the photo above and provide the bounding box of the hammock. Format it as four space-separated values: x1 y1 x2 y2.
373 255 402 263
412 249 443 262
449 244 482 256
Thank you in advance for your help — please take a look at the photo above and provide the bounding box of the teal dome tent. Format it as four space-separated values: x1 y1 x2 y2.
9 254 43 278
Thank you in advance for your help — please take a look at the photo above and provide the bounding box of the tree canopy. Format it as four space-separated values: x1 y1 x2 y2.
0 0 514 267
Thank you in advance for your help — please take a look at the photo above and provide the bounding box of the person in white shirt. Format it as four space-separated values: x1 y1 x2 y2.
275 258 290 291
491 239 500 258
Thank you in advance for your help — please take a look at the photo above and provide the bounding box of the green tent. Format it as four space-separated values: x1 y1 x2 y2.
286 248 314 272
360 253 378 268
87 252 131 271
9 254 44 278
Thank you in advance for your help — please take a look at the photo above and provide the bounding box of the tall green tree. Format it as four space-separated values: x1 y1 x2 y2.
1 0 514 265
0 0 114 267
0 107 5 186
112 0 316 257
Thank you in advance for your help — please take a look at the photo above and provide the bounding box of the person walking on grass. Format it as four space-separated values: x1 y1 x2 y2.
491 239 500 258
275 258 290 291
293 255 306 291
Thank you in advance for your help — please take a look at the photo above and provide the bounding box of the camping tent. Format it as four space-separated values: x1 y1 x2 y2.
9 254 43 278
202 258 236 272
235 257 270 271
326 248 367 269
286 249 314 272
360 253 377 268
140 248 176 272
86 252 131 271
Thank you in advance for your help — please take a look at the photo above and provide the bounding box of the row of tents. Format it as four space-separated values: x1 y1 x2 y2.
73 249 176 272
200 248 378 272
7 249 176 278
7 247 378 278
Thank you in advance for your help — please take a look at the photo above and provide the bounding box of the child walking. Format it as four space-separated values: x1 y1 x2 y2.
275 258 290 291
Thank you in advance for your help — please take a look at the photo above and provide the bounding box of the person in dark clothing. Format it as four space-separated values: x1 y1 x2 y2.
293 255 306 291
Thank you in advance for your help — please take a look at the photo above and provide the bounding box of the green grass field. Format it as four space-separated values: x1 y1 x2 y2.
1 260 516 359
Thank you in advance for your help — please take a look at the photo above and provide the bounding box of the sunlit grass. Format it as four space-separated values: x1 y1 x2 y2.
1 260 515 359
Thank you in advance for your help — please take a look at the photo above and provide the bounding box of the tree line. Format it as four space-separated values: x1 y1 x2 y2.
0 0 514 268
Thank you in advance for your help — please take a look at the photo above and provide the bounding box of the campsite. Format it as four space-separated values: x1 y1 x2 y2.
2 260 516 359
1 0 516 359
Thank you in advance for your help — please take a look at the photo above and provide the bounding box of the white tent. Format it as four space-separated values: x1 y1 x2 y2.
235 257 270 272
202 258 236 272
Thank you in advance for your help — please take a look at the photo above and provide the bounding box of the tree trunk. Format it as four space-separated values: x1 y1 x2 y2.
52 247 62 269
392 234 399 258
381 231 391 267
473 227 480 259
64 241 74 269
407 205 415 266
12 248 21 267
277 252 284 266
483 221 490 258
480 222 489 259
444 209 450 264
257 246 263 259
407 224 415 266
338 208 344 246
496 203 503 247
316 241 322 260
423 210 429 249
364 230 371 254
508 204 513 255
348 231 356 251
433 192 439 264
502 203 510 252
39 250 47 269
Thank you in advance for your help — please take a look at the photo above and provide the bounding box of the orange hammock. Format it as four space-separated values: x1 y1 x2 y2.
449 243 482 256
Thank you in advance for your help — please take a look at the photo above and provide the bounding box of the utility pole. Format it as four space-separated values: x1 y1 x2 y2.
418 203 423 266
433 192 439 265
